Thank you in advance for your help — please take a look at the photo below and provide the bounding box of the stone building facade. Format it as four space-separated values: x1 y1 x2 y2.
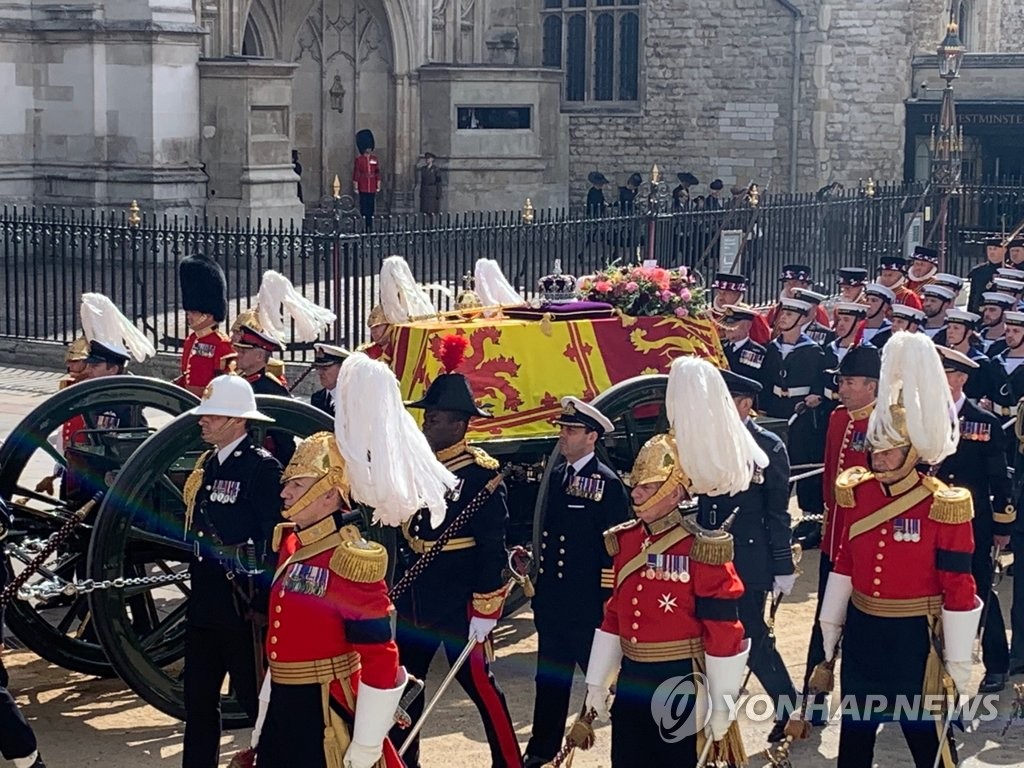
0 0 1021 217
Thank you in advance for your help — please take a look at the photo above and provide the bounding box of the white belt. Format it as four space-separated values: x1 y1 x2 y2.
993 403 1013 417
773 385 811 398
824 388 840 401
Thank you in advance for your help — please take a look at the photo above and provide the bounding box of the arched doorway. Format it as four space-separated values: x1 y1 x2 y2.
244 0 396 206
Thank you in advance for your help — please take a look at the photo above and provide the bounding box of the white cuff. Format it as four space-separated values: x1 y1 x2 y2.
942 596 984 663
352 667 408 748
705 638 751 712
584 629 623 689
819 572 853 627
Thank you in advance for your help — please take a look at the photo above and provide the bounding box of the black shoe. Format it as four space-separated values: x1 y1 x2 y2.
767 721 788 743
978 672 1008 693
1009 661 1024 676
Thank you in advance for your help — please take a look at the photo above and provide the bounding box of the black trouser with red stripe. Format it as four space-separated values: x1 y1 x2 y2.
391 613 522 768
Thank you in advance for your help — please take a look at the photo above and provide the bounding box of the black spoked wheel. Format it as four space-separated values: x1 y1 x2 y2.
0 377 198 676
87 396 332 724
531 375 668 562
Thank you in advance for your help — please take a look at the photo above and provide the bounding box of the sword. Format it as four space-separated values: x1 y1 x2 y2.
972 543 1002 664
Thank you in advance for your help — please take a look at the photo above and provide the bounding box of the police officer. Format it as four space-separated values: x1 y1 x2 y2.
396 338 522 768
935 346 1014 694
524 397 629 767
719 304 768 387
309 343 350 417
0 498 46 768
181 376 284 768
698 370 797 743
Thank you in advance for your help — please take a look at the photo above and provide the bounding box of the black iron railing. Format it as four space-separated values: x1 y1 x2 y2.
2 182 1024 360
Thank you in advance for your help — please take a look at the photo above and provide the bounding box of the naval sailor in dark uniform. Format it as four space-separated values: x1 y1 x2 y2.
393 351 523 768
792 288 836 347
719 304 769 389
180 376 284 768
697 370 798 743
935 346 1014 694
524 397 630 767
967 237 1008 314
309 343 350 417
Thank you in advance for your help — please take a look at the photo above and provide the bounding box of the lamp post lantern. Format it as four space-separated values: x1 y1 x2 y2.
931 14 965 269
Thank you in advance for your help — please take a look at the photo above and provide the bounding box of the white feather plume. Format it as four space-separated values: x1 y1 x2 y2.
867 331 959 464
79 293 155 362
474 259 524 307
379 255 437 323
256 270 336 343
333 353 456 527
665 357 768 496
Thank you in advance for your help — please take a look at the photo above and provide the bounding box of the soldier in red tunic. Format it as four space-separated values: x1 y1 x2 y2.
583 356 766 767
353 129 381 229
764 264 831 333
906 246 939 296
355 305 393 364
253 353 457 768
709 272 771 345
875 255 924 310
177 253 234 396
817 332 981 768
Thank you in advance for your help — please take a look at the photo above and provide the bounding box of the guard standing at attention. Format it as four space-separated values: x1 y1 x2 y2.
719 305 769 389
393 335 523 768
309 343 350 417
583 356 759 768
176 253 233 396
817 332 980 768
181 376 284 768
524 397 630 767
697 370 798 743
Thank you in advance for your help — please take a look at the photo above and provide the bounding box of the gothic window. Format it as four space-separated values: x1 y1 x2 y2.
242 18 264 56
541 0 641 106
957 0 973 49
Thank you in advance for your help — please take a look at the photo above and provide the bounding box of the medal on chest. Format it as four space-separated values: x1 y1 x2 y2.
194 341 216 358
96 412 121 429
210 479 240 504
643 553 690 583
283 563 329 597
567 474 605 502
960 420 991 442
738 349 764 369
892 517 921 543
849 430 867 453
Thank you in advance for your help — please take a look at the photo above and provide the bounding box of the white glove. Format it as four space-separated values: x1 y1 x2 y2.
585 684 612 721
820 621 842 662
818 572 853 661
773 573 797 597
469 616 498 643
705 709 732 742
344 741 382 768
249 674 272 748
946 660 972 697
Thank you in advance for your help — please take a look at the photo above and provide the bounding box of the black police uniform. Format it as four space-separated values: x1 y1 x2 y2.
0 499 44 768
246 369 296 466
182 437 283 768
697 420 797 724
724 337 768 390
761 334 828 515
933 398 1012 685
310 388 334 417
968 262 1000 314
392 444 521 768
525 454 629 762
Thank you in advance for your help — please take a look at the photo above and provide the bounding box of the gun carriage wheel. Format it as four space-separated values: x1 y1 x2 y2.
87 396 332 724
0 377 199 676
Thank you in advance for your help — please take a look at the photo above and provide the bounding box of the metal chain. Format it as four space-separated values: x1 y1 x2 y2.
14 570 191 601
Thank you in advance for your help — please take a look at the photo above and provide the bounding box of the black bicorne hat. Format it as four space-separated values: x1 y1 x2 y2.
406 374 491 418
180 253 228 323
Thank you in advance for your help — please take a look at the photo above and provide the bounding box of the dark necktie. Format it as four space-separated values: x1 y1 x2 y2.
562 464 576 491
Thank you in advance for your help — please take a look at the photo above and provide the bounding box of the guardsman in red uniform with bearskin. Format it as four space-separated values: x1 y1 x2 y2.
177 253 234 396
250 353 457 768
817 332 981 768
801 344 879 725
906 246 939 296
353 129 381 229
583 356 763 767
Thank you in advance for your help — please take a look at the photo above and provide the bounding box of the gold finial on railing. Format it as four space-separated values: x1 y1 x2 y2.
331 174 342 200
651 164 662 184
128 200 141 228
748 184 760 207
522 197 535 224
865 176 877 199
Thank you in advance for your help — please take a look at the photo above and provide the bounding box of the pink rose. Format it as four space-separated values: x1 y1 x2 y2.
595 280 612 293
679 288 691 302
674 307 689 318
625 281 639 292
660 290 674 302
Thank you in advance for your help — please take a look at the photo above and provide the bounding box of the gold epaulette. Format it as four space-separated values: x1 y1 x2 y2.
266 372 286 387
468 445 500 470
927 483 974 525
603 519 641 556
689 530 735 566
472 584 510 615
272 522 297 552
329 538 389 583
835 466 874 509
182 449 213 532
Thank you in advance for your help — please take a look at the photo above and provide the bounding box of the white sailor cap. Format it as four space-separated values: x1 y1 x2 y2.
835 301 868 316
921 284 956 302
980 292 1017 309
312 343 351 367
779 297 813 313
891 304 926 323
553 396 615 435
864 283 896 303
932 273 964 290
1005 311 1024 327
993 278 1024 294
791 288 828 305
945 308 980 326
997 267 1024 281
937 346 980 373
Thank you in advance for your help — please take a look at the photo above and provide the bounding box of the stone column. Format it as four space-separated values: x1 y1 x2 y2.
198 59 305 223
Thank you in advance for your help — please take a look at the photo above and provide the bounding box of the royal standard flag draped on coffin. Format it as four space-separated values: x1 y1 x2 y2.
392 314 726 440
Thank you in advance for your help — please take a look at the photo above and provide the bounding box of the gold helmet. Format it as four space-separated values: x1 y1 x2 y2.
65 336 90 363
367 304 388 328
281 431 350 520
627 432 691 515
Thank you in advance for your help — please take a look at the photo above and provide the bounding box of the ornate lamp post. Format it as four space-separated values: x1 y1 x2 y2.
931 13 965 269
638 164 670 262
